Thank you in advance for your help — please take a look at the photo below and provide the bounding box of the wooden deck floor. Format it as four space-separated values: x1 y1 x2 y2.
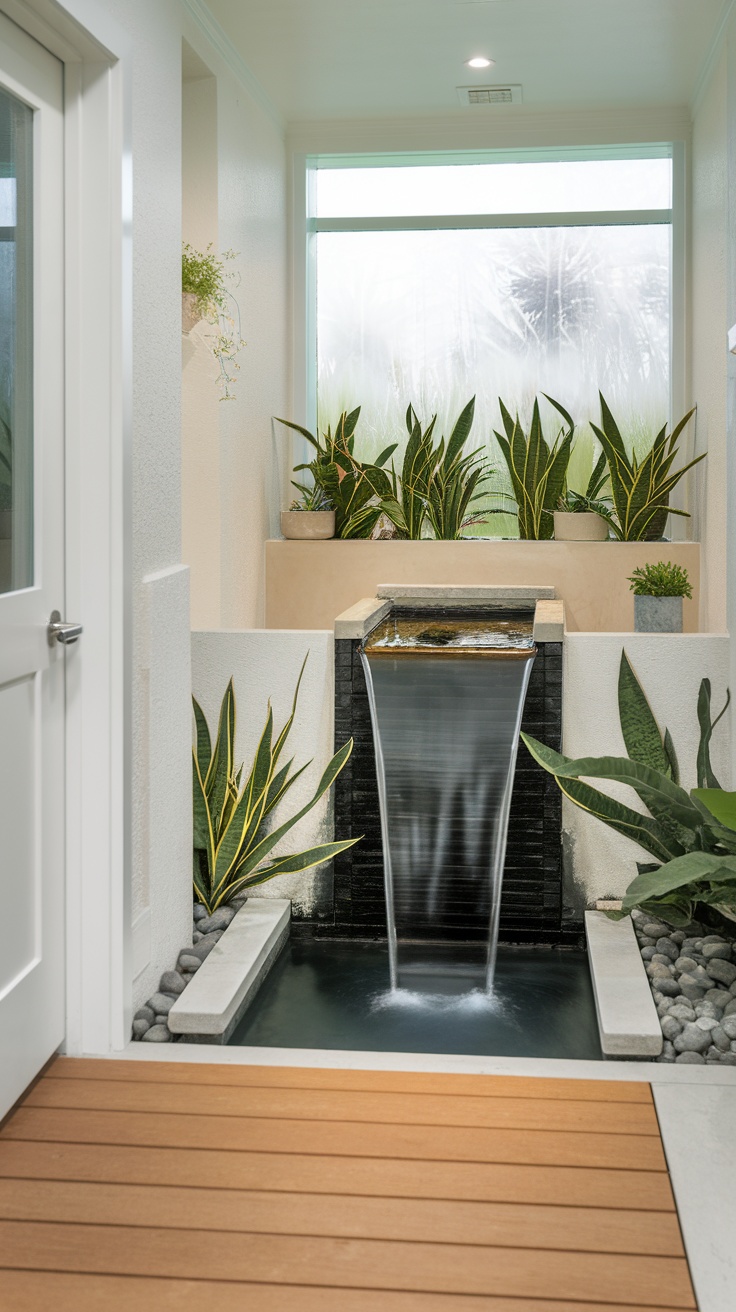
0 1057 696 1311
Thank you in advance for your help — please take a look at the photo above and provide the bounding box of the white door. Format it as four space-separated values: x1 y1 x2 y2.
0 14 67 1117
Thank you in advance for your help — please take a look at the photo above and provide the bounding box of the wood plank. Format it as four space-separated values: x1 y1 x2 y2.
0 1179 684 1255
0 1140 677 1210
48 1055 653 1102
0 1271 695 1312
0 1221 697 1306
30 1076 660 1135
1 1106 668 1170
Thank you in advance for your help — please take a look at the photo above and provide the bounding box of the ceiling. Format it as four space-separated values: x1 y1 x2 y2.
205 0 728 122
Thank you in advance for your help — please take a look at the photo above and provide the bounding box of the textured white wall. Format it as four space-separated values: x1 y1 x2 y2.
560 634 731 916
191 630 335 917
692 52 729 632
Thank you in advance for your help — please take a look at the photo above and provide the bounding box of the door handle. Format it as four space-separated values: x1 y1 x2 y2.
47 610 83 646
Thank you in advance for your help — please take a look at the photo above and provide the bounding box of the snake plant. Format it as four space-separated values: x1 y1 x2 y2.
275 409 396 539
494 394 574 539
382 397 494 540
522 652 735 927
193 660 359 913
590 396 704 541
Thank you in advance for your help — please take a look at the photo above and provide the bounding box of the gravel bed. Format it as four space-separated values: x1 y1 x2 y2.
132 897 246 1042
632 908 736 1065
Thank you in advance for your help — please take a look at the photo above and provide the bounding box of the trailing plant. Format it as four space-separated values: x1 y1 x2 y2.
382 397 495 540
628 561 692 599
590 395 704 541
192 660 359 913
494 394 575 539
557 450 614 521
182 242 245 400
274 409 397 539
521 651 736 927
0 406 11 511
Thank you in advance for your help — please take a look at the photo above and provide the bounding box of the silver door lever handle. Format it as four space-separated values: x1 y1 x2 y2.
48 610 83 646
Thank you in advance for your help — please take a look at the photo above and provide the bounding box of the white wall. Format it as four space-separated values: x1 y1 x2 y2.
561 633 731 917
191 630 335 918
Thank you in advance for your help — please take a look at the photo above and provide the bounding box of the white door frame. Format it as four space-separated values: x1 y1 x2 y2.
0 0 133 1055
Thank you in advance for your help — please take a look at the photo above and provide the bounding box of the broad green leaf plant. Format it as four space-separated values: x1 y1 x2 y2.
522 651 735 927
494 394 575 539
590 395 704 541
192 660 359 913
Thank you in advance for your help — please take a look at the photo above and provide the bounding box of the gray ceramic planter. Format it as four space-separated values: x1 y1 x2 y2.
634 595 683 632
280 510 335 540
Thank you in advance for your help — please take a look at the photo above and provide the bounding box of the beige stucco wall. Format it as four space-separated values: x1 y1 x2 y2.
265 539 702 633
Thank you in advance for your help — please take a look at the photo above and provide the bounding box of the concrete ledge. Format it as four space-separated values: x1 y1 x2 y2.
585 910 663 1058
533 599 565 642
334 597 390 639
168 899 291 1044
376 583 555 608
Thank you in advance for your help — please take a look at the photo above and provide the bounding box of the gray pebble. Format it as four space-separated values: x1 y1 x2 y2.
193 903 207 922
134 1006 155 1025
659 1040 676 1062
669 1004 696 1022
178 952 201 971
718 1052 736 1065
132 1018 150 1038
646 962 674 980
655 938 679 960
675 956 698 973
724 998 736 1017
642 921 670 938
641 946 657 960
159 970 187 996
192 930 203 943
694 1001 719 1018
721 1016 736 1040
702 941 731 961
198 907 236 934
679 983 706 1003
710 1025 731 1051
188 932 223 960
146 992 176 1015
661 1015 682 1040
637 935 656 947
141 1024 171 1043
673 1022 712 1053
705 1046 723 1062
675 1050 705 1064
651 952 675 967
704 958 736 986
656 999 673 1016
670 931 686 944
655 977 681 997
681 938 703 955
703 989 729 1009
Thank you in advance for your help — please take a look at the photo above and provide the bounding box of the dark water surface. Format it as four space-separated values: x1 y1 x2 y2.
229 940 602 1060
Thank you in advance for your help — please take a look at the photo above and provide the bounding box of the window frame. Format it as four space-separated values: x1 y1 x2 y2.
291 143 685 486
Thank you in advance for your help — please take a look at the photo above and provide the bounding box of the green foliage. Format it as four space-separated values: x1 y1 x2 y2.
557 450 614 520
289 481 333 512
521 650 736 926
275 409 396 538
628 561 692 598
382 397 497 540
591 395 704 541
182 243 245 401
494 394 574 539
192 661 359 914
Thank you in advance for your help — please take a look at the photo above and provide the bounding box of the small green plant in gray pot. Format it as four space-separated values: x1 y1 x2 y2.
628 560 692 632
281 482 336 540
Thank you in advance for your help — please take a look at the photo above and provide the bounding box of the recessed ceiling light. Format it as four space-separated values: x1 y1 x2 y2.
466 56 494 69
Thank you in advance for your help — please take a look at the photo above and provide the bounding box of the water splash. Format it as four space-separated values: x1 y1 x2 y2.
371 986 510 1017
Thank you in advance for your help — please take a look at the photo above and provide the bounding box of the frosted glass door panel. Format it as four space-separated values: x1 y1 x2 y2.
316 225 670 491
0 85 33 594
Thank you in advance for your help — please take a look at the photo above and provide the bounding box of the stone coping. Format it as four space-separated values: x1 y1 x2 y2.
334 590 565 643
585 910 663 1058
168 898 291 1044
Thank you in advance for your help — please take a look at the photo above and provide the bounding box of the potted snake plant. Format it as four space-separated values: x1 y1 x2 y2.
280 481 336 540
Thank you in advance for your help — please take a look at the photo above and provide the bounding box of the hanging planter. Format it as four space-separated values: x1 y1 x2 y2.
181 243 246 400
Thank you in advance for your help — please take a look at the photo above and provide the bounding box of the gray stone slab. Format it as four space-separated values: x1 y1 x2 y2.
168 899 291 1043
375 583 555 608
585 910 663 1058
334 597 391 639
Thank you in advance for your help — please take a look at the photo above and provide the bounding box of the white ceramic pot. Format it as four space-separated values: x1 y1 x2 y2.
634 595 683 633
182 291 202 334
280 510 335 540
553 511 609 542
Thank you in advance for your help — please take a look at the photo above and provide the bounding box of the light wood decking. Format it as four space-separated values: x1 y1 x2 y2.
0 1057 696 1310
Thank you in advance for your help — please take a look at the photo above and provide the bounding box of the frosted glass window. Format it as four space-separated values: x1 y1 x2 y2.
316 225 670 526
316 158 672 218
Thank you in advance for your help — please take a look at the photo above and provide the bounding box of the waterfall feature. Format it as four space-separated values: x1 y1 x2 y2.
361 612 536 992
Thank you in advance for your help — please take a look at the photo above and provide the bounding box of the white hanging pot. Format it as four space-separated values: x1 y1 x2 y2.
553 511 609 542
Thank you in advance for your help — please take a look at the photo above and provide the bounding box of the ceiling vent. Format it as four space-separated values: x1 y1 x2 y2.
457 84 523 106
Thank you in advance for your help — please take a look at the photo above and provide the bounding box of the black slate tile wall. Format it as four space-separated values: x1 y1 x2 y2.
327 635 566 945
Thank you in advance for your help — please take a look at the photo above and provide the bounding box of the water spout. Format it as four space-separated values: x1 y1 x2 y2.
361 611 535 993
